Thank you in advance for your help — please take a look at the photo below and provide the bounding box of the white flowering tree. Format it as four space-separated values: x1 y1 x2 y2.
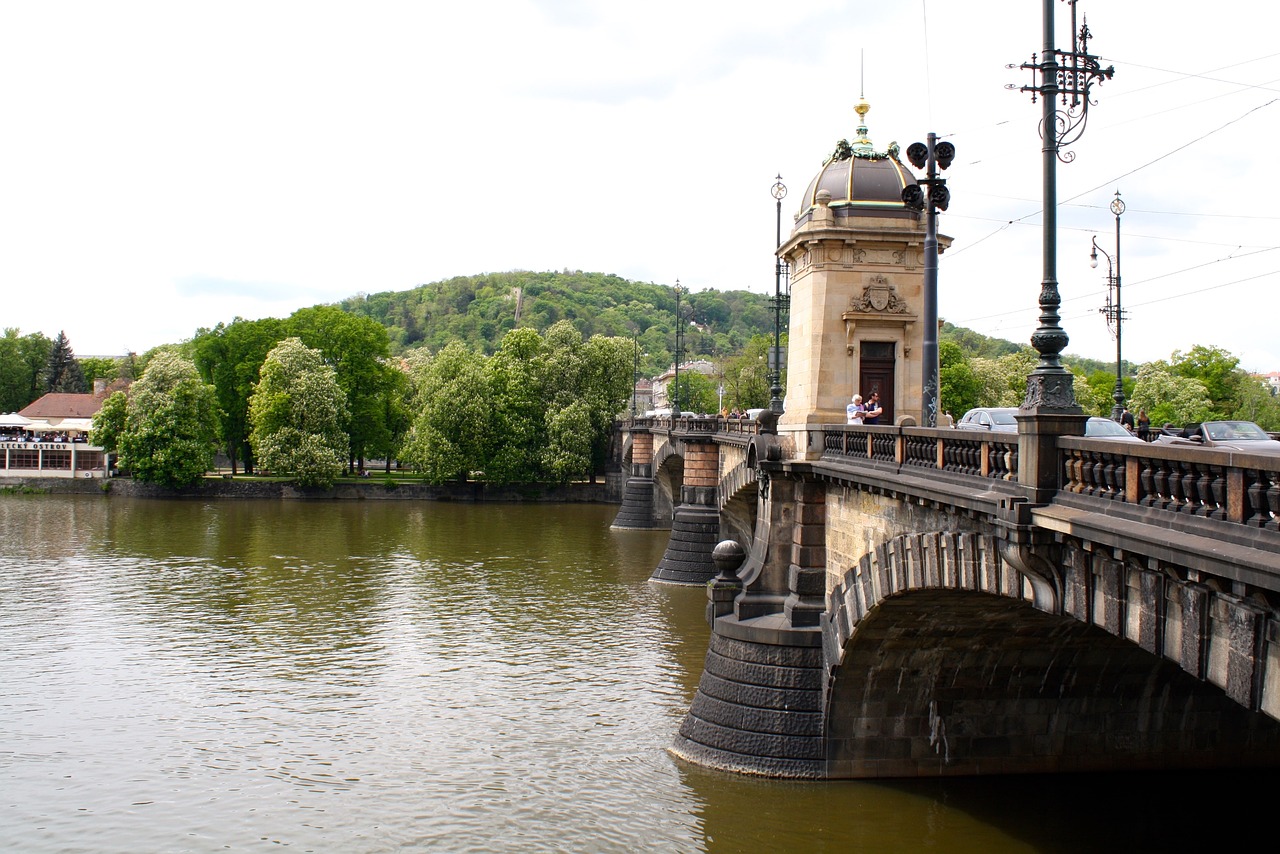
112 350 219 487
249 338 349 488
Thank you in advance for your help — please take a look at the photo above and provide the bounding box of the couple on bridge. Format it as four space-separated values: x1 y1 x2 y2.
845 392 882 425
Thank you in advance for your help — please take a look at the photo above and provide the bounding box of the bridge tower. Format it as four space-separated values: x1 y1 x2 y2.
777 98 949 447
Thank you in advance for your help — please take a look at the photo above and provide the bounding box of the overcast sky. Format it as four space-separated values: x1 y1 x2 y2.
3 1 1277 371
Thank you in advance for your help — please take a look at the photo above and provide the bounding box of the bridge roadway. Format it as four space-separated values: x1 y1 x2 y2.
615 414 1280 778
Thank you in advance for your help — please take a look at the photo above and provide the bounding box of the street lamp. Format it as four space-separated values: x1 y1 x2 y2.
1090 190 1126 420
672 280 684 416
769 175 789 415
903 135 955 428
631 334 640 418
1009 0 1114 410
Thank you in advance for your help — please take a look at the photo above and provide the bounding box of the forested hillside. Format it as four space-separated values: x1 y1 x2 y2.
335 270 775 377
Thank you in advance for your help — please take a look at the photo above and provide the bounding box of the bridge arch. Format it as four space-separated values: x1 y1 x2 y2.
822 531 1280 777
652 443 683 525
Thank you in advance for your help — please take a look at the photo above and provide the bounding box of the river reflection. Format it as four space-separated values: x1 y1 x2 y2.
0 496 1267 852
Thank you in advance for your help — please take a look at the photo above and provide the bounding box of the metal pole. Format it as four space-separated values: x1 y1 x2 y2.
672 283 681 416
922 133 939 428
1023 0 1075 410
632 335 639 418
769 176 788 415
1112 192 1125 419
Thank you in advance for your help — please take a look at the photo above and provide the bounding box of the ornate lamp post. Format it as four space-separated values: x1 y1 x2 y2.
672 280 684 416
1010 0 1114 411
902 136 955 428
631 334 640 418
769 175 789 415
1090 190 1126 420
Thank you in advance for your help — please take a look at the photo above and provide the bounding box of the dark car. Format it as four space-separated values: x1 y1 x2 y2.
1156 420 1280 455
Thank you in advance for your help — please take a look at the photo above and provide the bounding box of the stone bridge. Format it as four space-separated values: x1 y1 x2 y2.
613 415 1280 778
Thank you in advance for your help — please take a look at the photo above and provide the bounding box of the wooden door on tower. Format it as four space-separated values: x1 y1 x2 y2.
858 341 895 424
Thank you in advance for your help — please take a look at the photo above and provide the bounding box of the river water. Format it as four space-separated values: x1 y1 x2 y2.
0 496 1268 852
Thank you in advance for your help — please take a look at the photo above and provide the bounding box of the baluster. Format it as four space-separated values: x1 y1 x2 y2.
1064 451 1082 493
1166 461 1186 513
1151 461 1171 510
1266 474 1280 532
1102 454 1119 499
1245 469 1267 526
1180 461 1202 515
1205 465 1225 520
1193 465 1213 517
1139 458 1156 507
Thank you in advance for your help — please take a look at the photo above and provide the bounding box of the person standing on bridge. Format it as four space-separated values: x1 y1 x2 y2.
864 392 883 425
846 394 865 424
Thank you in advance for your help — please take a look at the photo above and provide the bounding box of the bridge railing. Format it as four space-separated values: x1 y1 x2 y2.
822 424 1019 482
1058 437 1280 531
627 415 760 438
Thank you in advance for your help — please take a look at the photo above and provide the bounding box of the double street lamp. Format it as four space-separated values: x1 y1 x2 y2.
902 135 955 428
1090 190 1126 420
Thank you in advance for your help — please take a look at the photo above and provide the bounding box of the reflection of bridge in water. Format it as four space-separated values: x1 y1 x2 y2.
614 414 1280 778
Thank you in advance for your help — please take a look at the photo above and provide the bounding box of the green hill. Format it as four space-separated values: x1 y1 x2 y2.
336 270 776 377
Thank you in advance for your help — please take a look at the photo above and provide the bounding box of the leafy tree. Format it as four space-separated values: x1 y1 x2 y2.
43 331 86 394
0 329 52 412
193 318 287 474
720 335 773 410
971 349 1038 408
1171 346 1240 418
486 328 548 483
249 338 349 488
289 305 396 472
401 342 493 483
1129 362 1213 428
79 356 120 387
938 340 981 418
88 390 128 454
543 399 593 484
1232 376 1280 431
671 371 718 414
1085 370 1135 416
115 351 219 487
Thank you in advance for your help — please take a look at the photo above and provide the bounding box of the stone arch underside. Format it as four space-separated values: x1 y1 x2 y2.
652 446 683 526
823 532 1280 778
827 590 1280 777
718 461 758 553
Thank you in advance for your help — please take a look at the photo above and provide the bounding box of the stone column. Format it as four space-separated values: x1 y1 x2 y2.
650 441 720 584
610 432 656 529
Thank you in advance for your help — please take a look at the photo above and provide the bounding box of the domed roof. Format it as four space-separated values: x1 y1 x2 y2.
796 98 919 224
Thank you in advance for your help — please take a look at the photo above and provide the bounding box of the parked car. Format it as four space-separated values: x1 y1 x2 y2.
1155 420 1280 455
958 410 1142 442
956 407 1018 433
746 408 765 420
1084 417 1144 442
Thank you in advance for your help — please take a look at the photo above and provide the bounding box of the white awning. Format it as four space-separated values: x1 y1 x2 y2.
0 412 32 427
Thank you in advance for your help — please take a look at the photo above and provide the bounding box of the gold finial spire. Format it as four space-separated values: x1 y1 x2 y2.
853 96 873 151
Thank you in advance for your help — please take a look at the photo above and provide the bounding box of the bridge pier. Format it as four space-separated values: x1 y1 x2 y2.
650 438 720 584
612 433 656 529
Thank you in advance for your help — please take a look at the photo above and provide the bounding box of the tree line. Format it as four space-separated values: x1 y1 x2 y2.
939 338 1280 430
87 310 633 490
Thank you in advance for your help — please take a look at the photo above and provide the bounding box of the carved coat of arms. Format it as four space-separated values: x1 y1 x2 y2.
850 276 910 314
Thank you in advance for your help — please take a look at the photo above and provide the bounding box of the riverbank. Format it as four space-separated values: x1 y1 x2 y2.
2 474 620 502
